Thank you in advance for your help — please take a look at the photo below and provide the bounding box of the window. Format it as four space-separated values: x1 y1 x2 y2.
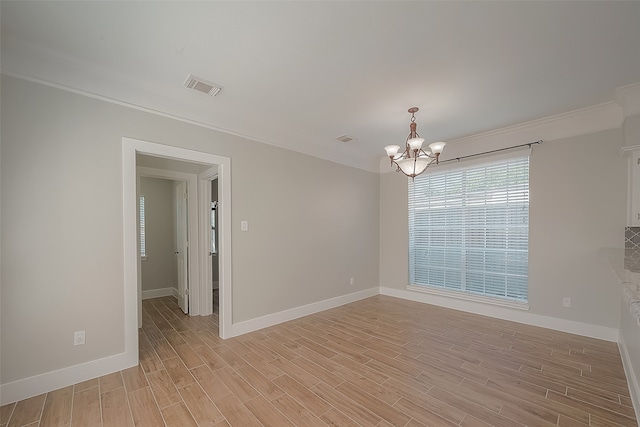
408 154 529 304
211 201 217 254
139 195 146 258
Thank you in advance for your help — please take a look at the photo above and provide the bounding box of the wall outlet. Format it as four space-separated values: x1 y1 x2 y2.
562 297 571 308
350 277 355 285
74 330 86 346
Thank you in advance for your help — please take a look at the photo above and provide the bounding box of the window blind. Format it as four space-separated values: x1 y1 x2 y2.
408 155 529 302
139 195 146 257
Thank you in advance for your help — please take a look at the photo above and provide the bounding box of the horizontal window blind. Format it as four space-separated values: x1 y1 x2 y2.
408 156 529 302
139 195 146 257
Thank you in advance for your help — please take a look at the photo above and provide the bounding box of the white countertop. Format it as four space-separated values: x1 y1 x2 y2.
600 248 640 284
601 248 640 328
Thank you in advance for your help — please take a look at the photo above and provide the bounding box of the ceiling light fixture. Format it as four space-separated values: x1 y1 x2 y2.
384 107 446 179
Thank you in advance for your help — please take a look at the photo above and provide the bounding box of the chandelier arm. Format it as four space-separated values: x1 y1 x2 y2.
407 131 421 140
390 151 408 161
399 147 411 159
417 148 435 158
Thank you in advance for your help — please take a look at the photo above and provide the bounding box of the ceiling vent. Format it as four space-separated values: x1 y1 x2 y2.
336 134 357 143
184 74 223 97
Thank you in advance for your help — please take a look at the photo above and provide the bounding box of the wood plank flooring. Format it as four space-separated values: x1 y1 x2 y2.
2 295 638 426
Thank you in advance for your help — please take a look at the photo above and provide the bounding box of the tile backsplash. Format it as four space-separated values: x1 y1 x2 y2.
625 227 640 249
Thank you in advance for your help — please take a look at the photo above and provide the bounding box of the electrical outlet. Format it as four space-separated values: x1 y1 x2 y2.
74 331 86 346
562 298 571 308
350 277 355 285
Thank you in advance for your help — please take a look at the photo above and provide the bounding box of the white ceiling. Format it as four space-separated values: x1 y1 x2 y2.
2 1 640 172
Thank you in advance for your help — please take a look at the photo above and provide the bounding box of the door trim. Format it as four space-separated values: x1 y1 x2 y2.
123 138 232 368
175 181 189 314
198 166 232 337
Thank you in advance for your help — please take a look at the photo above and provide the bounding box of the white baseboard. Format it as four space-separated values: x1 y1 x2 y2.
229 287 379 337
619 334 640 426
141 287 178 300
380 286 620 342
0 351 137 406
3 285 625 407
0 287 375 405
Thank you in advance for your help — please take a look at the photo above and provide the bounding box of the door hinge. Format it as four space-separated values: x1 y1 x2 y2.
184 288 189 296
183 192 188 199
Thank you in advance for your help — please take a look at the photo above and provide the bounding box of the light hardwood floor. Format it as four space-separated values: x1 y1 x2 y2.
2 295 638 426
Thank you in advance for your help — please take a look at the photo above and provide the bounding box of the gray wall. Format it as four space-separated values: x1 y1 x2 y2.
620 113 640 394
140 177 177 292
0 75 380 384
1 72 629 391
380 128 626 329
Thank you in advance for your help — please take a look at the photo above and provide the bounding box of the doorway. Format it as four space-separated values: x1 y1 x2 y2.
138 175 191 314
123 137 232 369
138 165 199 317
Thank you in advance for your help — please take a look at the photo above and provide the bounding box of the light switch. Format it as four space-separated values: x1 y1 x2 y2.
241 220 248 231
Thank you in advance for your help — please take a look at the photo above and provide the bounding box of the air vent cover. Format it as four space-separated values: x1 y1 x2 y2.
336 134 356 143
184 74 223 97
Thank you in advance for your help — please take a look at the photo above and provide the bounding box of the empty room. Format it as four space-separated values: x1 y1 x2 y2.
1 2 640 426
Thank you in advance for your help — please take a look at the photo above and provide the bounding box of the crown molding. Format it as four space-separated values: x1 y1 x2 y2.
380 101 625 174
448 101 623 150
620 145 640 156
3 35 637 176
616 82 640 118
0 37 380 173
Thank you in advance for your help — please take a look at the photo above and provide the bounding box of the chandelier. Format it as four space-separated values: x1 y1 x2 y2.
384 107 446 179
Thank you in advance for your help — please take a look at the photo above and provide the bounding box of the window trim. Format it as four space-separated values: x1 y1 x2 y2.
406 285 529 310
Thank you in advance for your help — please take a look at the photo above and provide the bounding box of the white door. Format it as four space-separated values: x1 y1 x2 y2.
176 181 189 314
